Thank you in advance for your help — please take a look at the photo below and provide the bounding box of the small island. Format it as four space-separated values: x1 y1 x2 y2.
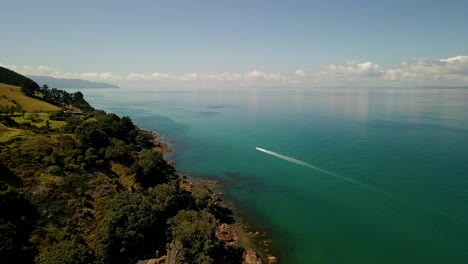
0 66 275 264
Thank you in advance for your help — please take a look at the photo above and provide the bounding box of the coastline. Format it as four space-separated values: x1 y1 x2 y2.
146 129 278 264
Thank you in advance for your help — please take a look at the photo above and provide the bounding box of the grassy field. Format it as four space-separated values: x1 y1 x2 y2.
12 113 66 129
0 123 28 142
0 82 66 128
0 83 61 112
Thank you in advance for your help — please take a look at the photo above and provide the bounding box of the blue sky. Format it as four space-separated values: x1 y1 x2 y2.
1 0 468 87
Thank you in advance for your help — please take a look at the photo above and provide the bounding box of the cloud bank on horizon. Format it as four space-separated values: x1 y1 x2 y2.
2 55 468 88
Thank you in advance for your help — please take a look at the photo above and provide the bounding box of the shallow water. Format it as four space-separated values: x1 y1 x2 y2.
77 87 468 264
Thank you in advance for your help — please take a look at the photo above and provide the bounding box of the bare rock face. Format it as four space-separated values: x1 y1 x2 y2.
267 255 278 264
244 249 263 264
165 240 185 264
216 223 238 247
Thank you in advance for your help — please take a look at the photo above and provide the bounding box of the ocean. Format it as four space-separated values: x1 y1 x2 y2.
76 87 468 264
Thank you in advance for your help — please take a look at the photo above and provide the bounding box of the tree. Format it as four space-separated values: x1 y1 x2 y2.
41 84 49 94
167 210 219 264
192 186 215 211
105 139 131 162
36 240 94 264
20 79 39 96
119 116 134 133
135 131 153 148
49 111 66 120
75 122 109 148
14 103 22 113
132 150 175 187
145 182 185 219
63 116 82 133
71 91 93 111
95 192 153 263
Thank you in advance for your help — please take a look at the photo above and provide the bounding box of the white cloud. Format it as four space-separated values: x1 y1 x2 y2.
0 63 121 81
382 56 468 83
294 69 307 77
318 61 383 82
199 72 243 81
2 55 468 87
127 73 147 81
292 56 468 86
95 73 116 80
0 64 61 76
150 72 172 81
244 70 283 81
179 73 198 81
79 72 99 79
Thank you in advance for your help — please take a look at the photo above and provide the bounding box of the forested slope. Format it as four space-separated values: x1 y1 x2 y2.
0 69 246 264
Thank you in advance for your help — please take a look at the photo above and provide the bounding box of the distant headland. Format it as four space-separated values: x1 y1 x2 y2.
28 75 119 89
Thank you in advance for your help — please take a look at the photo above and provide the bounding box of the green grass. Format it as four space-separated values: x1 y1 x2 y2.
111 162 139 191
12 113 66 129
0 83 66 128
0 123 8 132
0 123 28 142
37 172 63 187
0 83 61 112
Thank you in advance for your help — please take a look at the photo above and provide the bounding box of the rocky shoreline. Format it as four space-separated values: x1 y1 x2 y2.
148 130 278 264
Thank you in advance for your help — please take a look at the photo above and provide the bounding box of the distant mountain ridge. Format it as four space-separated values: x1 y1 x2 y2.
28 75 119 89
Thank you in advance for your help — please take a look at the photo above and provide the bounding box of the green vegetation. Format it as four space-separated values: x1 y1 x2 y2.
39 84 93 112
0 68 245 264
10 112 66 129
0 66 39 96
167 210 219 264
0 66 93 113
0 83 60 112
0 71 89 130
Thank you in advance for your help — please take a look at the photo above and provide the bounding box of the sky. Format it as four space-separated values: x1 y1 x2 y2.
1 0 468 88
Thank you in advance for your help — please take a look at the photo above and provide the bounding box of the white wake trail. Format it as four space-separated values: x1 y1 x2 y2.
255 146 468 253
255 146 392 197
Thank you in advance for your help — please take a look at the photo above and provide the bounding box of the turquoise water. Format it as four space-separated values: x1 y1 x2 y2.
78 87 468 263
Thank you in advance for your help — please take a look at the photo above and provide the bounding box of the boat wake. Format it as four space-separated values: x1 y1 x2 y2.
255 146 384 194
255 146 468 253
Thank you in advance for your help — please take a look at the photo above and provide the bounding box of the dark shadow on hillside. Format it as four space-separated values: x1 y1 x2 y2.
0 162 22 186
212 204 235 224
214 245 245 264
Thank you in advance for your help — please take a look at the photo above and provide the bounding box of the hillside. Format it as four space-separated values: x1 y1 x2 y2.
0 83 61 112
28 75 119 89
0 70 250 264
0 67 39 96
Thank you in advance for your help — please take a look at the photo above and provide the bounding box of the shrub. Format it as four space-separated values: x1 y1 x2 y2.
167 210 219 264
36 240 94 264
47 165 62 175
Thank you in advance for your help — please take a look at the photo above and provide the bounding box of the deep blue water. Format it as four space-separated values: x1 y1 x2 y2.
76 87 468 263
